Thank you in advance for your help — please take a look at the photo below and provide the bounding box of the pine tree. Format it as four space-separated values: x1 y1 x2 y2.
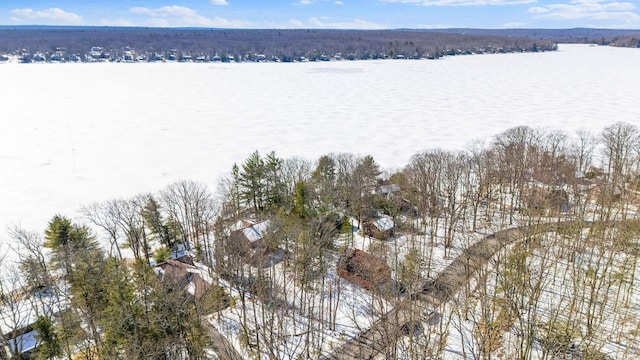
240 150 266 217
44 214 99 280
33 315 61 360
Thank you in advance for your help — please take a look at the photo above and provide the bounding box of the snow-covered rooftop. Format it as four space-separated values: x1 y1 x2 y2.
241 220 270 243
373 216 394 232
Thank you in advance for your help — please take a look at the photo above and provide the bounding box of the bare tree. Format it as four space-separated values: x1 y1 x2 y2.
572 128 598 175
0 267 33 359
160 180 215 259
491 126 540 225
81 200 124 260
600 122 639 185
441 151 468 256
599 122 640 220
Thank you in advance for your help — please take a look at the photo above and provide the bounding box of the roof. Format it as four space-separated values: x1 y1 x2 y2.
156 259 199 280
155 259 210 300
230 219 254 232
379 184 400 195
337 248 391 290
373 216 394 232
1 289 64 338
8 330 38 353
237 220 270 243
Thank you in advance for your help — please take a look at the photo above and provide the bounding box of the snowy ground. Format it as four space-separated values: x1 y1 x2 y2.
206 214 493 359
208 224 395 359
397 226 640 360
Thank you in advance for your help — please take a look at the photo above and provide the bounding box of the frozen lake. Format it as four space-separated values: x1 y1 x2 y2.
1 44 639 255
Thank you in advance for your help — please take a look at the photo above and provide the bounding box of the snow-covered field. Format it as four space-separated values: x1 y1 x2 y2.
1 43 639 261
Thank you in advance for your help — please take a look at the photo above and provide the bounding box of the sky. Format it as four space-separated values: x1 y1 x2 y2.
0 0 639 29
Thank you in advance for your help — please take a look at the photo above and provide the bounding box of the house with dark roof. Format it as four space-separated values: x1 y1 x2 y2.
154 256 210 300
337 248 391 291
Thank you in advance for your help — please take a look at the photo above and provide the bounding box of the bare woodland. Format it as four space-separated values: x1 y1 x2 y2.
2 122 640 359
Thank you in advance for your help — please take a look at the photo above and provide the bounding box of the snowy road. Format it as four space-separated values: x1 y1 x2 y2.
324 221 572 359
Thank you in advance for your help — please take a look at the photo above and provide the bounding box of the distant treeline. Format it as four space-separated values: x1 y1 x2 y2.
422 28 640 47
0 27 564 61
611 35 640 48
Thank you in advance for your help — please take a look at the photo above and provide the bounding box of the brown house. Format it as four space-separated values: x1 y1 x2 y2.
337 248 391 290
155 256 210 300
523 187 570 215
229 219 271 249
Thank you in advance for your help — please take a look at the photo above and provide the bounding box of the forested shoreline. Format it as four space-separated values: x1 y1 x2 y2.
2 122 640 359
1 27 559 62
3 27 640 64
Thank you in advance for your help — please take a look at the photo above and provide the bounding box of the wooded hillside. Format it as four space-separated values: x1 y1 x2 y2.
3 122 640 359
0 27 559 61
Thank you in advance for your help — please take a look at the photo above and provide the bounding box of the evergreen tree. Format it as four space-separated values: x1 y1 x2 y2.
142 195 175 250
293 180 310 218
239 150 266 217
312 154 337 206
351 155 381 226
33 315 61 360
44 214 99 279
264 151 286 211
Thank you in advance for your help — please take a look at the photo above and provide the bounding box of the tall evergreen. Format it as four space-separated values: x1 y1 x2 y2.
239 150 266 217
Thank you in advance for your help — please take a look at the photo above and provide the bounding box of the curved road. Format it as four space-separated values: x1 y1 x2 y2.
323 221 573 359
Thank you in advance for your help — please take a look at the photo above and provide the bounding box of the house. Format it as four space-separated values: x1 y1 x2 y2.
337 248 391 290
228 219 287 267
154 256 231 314
1 287 63 358
229 220 271 249
522 187 570 215
362 215 395 240
378 183 401 198
155 256 210 300
3 327 38 357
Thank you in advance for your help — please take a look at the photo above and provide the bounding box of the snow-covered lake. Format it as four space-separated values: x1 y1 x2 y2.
1 44 639 254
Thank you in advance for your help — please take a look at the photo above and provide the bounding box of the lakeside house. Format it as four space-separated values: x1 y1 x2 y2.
337 248 391 291
229 219 271 250
1 287 65 358
154 255 210 300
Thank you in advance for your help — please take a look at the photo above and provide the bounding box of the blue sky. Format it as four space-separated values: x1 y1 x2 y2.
1 0 639 29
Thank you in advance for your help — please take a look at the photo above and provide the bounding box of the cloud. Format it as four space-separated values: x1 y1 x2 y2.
335 1 345 4
128 5 246 27
294 0 315 4
380 0 535 5
288 17 386 30
10 8 83 24
288 19 306 27
209 0 229 5
528 0 639 22
130 5 198 18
